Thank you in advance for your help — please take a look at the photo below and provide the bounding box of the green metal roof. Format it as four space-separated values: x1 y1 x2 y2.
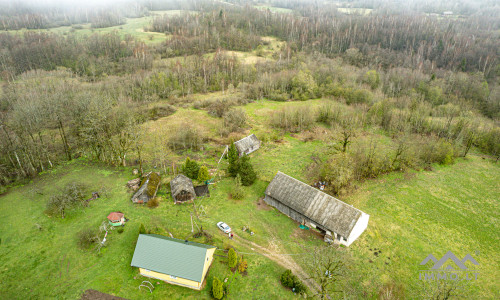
131 234 216 282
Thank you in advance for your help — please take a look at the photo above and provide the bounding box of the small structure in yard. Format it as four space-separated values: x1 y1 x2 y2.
131 172 161 204
171 174 196 204
264 172 369 246
131 234 216 290
107 212 125 226
234 134 261 156
194 184 210 198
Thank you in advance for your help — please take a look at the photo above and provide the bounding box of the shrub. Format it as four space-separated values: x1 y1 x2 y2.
139 223 146 234
361 70 380 90
230 174 245 200
321 153 354 195
280 269 306 294
209 99 233 118
46 182 87 218
168 125 203 151
146 104 176 121
223 108 247 133
197 165 211 182
117 228 124 234
271 106 315 133
212 277 224 299
345 88 373 105
182 157 200 180
238 155 256 186
238 259 248 273
147 197 160 208
228 248 238 269
78 227 99 249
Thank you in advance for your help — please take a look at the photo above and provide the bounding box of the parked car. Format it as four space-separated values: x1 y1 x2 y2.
217 222 231 233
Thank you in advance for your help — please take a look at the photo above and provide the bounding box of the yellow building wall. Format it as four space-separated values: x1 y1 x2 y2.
139 248 216 291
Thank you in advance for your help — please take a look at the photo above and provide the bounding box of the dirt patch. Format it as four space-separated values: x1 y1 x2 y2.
80 289 128 300
290 227 325 241
256 197 272 210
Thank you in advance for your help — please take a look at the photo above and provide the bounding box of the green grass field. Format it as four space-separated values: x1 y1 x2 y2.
0 132 498 299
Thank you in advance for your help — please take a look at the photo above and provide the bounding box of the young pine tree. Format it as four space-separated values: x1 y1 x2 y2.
227 143 240 177
197 165 210 182
212 277 224 299
231 174 244 200
238 154 256 186
182 157 200 180
228 248 238 269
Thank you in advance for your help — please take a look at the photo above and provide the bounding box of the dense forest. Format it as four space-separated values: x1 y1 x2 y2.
0 0 498 192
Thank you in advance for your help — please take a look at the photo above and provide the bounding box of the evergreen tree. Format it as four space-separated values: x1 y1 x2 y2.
228 248 238 269
139 223 146 234
182 157 200 180
238 154 256 186
197 165 210 182
212 277 224 299
227 143 240 177
231 174 244 200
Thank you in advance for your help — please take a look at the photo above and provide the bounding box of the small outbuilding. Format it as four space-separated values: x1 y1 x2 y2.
171 174 196 204
234 134 261 156
107 212 125 226
131 234 216 290
264 172 369 246
131 172 161 204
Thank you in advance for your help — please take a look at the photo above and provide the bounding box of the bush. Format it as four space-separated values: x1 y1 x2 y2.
271 106 315 133
238 259 248 273
139 223 146 234
78 227 99 249
223 108 247 133
209 99 233 118
46 182 87 218
212 277 224 299
321 153 354 195
182 157 200 180
145 104 176 121
228 248 238 269
147 197 160 208
117 228 124 234
280 269 306 294
168 125 203 151
197 165 211 182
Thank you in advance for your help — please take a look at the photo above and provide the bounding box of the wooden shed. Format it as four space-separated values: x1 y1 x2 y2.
264 172 369 246
171 174 196 204
234 134 261 156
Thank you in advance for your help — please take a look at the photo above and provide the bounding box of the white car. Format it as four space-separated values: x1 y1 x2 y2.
217 222 231 233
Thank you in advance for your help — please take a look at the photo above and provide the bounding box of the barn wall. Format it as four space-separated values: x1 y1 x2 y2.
139 268 201 290
346 212 369 246
264 195 329 233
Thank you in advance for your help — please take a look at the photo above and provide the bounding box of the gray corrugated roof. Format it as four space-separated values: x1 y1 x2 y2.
234 134 260 155
170 174 196 200
265 172 364 238
131 234 215 282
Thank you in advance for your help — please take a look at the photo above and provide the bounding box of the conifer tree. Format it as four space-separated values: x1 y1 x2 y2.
238 154 256 186
227 143 240 177
197 165 210 182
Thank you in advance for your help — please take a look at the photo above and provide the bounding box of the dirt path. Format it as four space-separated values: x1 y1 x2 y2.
232 233 319 294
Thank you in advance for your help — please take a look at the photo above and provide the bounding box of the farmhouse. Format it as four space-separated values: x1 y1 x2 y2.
234 134 261 156
131 172 161 204
171 174 196 204
131 234 216 290
264 172 369 246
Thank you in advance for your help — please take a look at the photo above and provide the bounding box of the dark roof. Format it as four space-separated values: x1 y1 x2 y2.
170 174 196 199
265 172 365 238
234 134 261 155
131 234 215 282
194 184 210 197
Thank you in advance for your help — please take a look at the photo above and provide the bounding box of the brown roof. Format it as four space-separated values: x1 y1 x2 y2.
265 172 365 238
107 212 124 222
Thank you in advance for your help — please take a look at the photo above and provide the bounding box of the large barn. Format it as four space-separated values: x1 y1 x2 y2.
264 172 369 246
170 174 196 204
234 134 261 156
